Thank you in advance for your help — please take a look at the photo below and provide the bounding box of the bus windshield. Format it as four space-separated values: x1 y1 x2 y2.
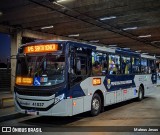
16 54 65 86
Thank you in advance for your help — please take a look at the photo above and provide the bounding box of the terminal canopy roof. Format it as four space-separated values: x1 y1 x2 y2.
0 0 160 56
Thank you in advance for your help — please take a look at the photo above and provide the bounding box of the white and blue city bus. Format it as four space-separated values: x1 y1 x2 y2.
14 40 157 116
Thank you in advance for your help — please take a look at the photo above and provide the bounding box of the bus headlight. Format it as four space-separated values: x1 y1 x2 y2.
55 94 65 104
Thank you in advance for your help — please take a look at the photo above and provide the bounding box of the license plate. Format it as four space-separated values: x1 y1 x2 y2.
26 110 37 115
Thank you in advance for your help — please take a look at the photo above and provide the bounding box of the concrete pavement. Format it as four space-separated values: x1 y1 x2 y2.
0 86 160 135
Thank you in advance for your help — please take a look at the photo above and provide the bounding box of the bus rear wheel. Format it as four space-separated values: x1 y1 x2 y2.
91 93 101 116
137 86 144 101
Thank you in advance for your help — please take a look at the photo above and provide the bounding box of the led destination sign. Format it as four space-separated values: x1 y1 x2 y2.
24 44 58 53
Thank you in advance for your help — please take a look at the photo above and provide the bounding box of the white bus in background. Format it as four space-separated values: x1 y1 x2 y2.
14 40 157 116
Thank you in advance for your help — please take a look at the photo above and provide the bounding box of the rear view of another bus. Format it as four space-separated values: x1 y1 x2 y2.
139 54 157 96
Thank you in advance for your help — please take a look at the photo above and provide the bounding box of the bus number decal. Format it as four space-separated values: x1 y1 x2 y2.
32 102 44 107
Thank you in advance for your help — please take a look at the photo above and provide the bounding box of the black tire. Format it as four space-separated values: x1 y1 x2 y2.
137 86 144 101
91 93 101 116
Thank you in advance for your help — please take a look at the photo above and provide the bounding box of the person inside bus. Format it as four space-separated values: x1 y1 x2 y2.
125 60 130 74
112 65 117 74
102 61 108 74
151 66 155 73
114 64 120 74
109 60 115 74
92 61 102 75
121 59 126 74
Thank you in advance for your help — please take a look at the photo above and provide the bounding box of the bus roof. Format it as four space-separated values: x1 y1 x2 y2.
141 54 156 59
115 48 140 57
21 40 96 50
21 40 155 58
96 46 115 53
95 46 140 57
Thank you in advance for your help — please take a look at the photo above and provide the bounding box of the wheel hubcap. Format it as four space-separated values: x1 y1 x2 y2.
92 98 100 110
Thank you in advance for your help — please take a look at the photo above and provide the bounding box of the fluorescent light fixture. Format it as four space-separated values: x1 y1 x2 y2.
0 12 2 16
135 50 141 53
123 48 130 50
56 0 68 2
89 40 99 43
68 34 79 37
151 41 160 44
138 35 151 38
142 53 148 55
108 44 117 47
41 25 54 29
123 27 138 31
100 16 116 21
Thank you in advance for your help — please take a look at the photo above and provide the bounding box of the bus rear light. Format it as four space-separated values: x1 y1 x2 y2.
92 78 101 85
123 89 127 94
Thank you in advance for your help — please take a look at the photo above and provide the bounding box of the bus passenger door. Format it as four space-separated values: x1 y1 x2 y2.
68 46 92 88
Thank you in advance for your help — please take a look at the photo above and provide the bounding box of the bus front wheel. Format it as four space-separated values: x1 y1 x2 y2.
137 86 144 101
91 93 101 116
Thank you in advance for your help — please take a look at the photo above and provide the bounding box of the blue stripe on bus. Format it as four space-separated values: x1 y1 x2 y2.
68 83 86 98
103 74 136 91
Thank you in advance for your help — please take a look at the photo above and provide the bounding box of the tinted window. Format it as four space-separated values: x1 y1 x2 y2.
109 54 120 75
121 56 131 74
141 58 148 74
132 57 140 74
92 52 108 75
16 54 65 86
148 59 156 73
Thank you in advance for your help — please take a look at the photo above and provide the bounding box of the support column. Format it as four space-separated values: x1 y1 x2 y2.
11 30 22 93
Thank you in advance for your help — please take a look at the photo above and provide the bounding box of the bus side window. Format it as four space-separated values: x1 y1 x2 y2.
141 58 148 74
148 59 156 73
132 57 140 74
102 59 108 74
69 46 91 86
68 51 75 75
92 52 107 75
108 54 120 75
92 61 102 75
76 56 87 75
121 56 131 74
